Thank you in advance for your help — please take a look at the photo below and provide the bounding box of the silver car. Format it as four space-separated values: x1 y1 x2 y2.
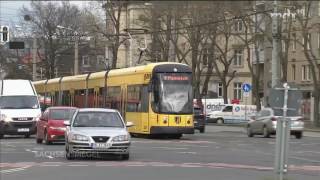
64 108 133 160
246 108 304 139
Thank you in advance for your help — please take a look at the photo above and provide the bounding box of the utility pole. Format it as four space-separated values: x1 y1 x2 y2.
74 36 79 75
32 38 37 81
271 0 281 87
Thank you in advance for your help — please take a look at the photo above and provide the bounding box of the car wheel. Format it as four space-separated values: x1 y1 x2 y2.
295 132 303 139
24 134 30 138
36 138 43 144
263 127 270 138
121 154 130 160
199 127 205 133
65 145 75 160
247 126 254 137
217 118 224 124
44 131 52 145
169 134 182 139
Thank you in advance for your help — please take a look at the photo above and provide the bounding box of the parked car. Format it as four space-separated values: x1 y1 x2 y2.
64 108 134 160
193 106 205 133
36 106 77 144
246 108 304 139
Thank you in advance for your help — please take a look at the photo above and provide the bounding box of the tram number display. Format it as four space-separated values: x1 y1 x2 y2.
163 75 189 81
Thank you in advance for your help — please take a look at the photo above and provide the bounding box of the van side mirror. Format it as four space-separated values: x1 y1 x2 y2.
63 121 71 126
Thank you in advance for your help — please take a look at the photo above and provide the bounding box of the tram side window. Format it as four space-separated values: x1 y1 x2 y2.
106 86 121 110
127 85 149 112
62 91 70 106
127 85 141 112
74 89 86 108
98 87 106 108
87 88 94 107
54 91 59 106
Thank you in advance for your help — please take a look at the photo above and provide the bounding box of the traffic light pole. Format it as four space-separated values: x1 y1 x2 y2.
32 38 37 81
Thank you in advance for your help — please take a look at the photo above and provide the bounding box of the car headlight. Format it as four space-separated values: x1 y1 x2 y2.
71 134 89 141
49 127 66 131
34 114 41 121
0 114 7 121
0 114 10 122
112 134 130 142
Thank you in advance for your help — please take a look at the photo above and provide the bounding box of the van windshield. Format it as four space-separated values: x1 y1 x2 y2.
0 96 39 109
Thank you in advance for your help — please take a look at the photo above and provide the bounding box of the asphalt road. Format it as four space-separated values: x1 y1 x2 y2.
1 125 319 180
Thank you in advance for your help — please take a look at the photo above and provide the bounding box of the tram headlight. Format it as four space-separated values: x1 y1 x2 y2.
187 116 192 124
163 116 168 124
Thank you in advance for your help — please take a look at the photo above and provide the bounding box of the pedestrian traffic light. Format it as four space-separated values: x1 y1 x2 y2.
1 26 10 43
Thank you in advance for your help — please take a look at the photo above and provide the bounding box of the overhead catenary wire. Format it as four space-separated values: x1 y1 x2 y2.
123 9 274 36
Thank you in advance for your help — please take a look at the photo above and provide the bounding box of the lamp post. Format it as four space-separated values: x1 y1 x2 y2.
56 25 79 75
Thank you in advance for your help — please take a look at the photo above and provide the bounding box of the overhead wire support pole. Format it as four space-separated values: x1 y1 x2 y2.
271 0 281 88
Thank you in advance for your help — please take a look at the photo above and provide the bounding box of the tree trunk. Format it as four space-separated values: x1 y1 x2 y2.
222 81 228 104
313 88 320 127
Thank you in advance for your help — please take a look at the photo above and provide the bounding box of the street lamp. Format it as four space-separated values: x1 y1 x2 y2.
56 25 79 75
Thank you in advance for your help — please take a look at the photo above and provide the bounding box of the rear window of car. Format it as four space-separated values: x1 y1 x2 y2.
50 109 76 120
194 108 202 115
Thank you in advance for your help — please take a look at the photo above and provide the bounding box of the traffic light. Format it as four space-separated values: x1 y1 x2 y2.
1 26 10 43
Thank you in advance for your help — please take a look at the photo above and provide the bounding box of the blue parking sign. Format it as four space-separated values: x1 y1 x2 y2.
242 83 251 92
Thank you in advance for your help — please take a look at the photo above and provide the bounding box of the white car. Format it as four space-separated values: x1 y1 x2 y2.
64 108 133 160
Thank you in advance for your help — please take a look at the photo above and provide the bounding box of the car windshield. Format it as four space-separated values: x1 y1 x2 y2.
50 109 76 120
73 111 124 128
0 96 39 109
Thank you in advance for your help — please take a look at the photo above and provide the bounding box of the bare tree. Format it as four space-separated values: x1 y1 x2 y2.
87 0 128 69
21 1 85 78
294 1 320 127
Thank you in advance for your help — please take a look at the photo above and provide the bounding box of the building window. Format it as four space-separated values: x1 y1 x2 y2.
202 48 209 65
282 40 286 52
233 49 243 66
82 56 90 66
234 19 243 32
318 32 320 49
292 64 296 81
97 55 105 65
302 34 311 50
302 65 311 81
292 33 296 51
218 83 223 97
233 82 242 100
319 1 320 16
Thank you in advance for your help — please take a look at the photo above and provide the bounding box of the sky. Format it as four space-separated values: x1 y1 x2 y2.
0 1 89 28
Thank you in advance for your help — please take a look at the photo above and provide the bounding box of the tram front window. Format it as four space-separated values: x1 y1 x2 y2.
153 73 193 114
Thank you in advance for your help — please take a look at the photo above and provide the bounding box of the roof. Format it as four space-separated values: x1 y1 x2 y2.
77 108 118 113
47 106 78 110
1 79 36 96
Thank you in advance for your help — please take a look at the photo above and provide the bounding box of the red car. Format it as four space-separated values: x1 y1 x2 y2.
36 107 77 144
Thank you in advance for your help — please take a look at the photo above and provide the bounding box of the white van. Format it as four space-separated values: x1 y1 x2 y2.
0 79 41 138
207 104 257 124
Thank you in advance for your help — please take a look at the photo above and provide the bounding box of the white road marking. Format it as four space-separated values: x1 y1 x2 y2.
151 147 188 150
0 166 29 174
177 152 197 154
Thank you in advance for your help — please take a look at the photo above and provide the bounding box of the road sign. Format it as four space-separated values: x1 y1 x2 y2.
243 92 250 97
269 83 302 117
242 83 251 92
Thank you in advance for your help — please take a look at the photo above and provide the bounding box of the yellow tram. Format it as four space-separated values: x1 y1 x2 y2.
33 62 194 137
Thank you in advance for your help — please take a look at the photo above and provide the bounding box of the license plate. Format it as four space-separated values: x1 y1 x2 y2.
17 128 29 132
93 143 111 149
